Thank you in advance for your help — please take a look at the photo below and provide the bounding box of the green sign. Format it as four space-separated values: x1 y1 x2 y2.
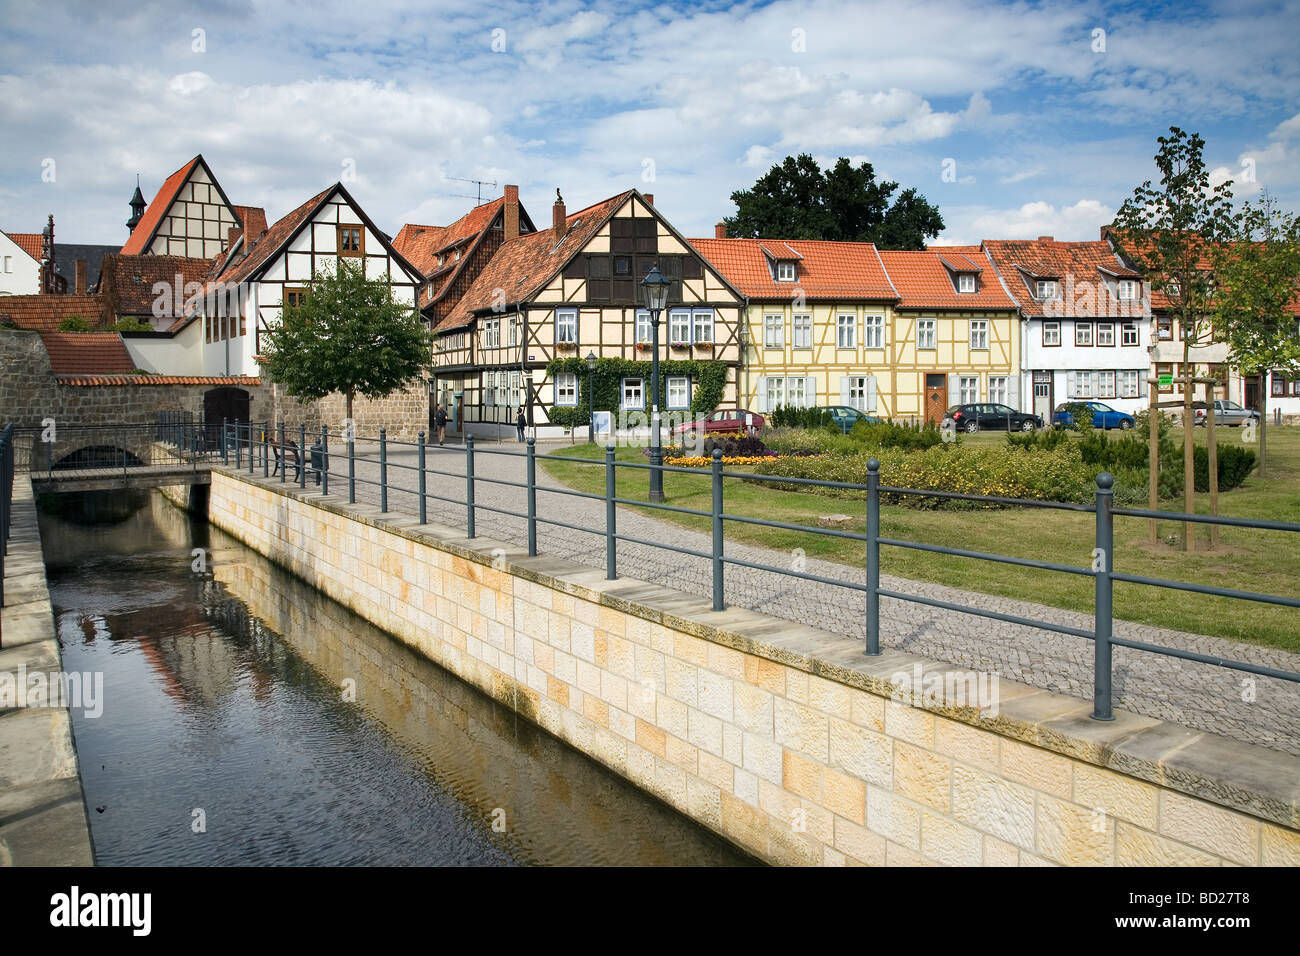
1158 373 1173 387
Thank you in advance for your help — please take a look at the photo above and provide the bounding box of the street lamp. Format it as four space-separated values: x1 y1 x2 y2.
585 350 598 443
640 264 672 503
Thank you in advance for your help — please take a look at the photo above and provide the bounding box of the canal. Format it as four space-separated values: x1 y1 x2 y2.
37 489 755 866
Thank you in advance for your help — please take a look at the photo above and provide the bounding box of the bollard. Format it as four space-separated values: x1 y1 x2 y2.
865 457 881 656
348 432 356 505
526 437 537 556
711 448 725 611
466 435 476 539
1092 472 1115 720
417 431 427 524
605 444 617 580
321 426 329 496
379 428 388 513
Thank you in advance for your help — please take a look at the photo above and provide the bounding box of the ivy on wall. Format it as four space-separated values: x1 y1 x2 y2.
544 357 729 427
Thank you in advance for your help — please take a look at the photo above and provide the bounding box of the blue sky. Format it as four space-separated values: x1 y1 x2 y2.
2 0 1297 246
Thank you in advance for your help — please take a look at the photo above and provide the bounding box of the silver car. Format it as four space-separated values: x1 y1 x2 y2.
1194 400 1259 427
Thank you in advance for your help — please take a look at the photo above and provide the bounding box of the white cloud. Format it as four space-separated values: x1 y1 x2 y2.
964 199 1115 242
1000 167 1044 185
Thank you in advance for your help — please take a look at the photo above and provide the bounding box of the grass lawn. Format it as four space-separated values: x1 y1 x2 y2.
541 426 1300 654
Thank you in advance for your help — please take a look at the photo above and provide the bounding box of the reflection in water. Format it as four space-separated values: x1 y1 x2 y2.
39 490 755 866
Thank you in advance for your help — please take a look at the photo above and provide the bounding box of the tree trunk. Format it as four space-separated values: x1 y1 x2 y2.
1258 373 1268 475
1182 344 1194 552
346 389 354 425
1207 383 1218 550
1148 377 1159 545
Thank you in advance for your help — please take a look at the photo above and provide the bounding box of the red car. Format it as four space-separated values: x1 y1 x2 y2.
671 408 765 440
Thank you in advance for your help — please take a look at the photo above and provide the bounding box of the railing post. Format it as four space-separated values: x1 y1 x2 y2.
299 423 307 489
235 424 241 470
379 428 388 513
321 425 329 496
417 431 427 524
1092 472 1115 720
222 418 229 465
248 423 254 475
711 448 725 611
865 457 881 655
348 430 356 505
465 435 476 539
278 421 286 483
262 422 269 478
526 436 537 556
605 444 617 580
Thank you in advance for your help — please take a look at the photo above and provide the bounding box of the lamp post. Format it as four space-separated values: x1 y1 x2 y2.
640 264 671 503
585 350 598 443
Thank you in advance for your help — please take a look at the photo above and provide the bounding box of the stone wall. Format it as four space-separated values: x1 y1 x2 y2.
314 381 429 441
202 467 1300 866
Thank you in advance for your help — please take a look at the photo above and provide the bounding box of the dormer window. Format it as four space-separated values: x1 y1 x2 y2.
1036 279 1059 300
957 274 976 293
776 261 796 282
1117 279 1138 300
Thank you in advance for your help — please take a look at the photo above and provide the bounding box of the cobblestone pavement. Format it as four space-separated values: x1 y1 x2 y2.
301 439 1300 755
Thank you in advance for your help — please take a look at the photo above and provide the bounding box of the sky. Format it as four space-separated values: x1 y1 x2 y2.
1 0 1297 248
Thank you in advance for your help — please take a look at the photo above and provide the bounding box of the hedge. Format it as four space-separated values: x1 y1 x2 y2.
544 357 728 428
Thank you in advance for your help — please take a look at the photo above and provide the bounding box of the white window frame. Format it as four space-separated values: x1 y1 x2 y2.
1075 322 1093 347
864 314 884 350
484 372 495 407
1121 322 1138 346
959 375 979 404
635 309 652 344
1097 322 1115 347
792 313 812 349
666 375 690 409
1117 279 1138 300
621 377 644 410
1120 370 1139 398
957 274 976 293
837 314 857 349
776 262 796 281
787 376 808 408
483 318 500 349
1036 279 1059 300
1075 371 1094 399
847 376 871 412
765 376 786 411
693 309 714 344
556 308 577 344
764 313 784 349
668 309 691 344
1043 321 1060 346
969 319 988 351
916 318 936 350
1096 370 1116 399
988 375 1009 405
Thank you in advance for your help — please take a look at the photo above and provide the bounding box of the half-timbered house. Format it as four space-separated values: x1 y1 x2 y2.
121 155 263 260
432 190 746 439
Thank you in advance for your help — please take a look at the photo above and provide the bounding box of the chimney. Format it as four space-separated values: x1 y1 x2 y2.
715 222 727 239
74 259 86 295
227 226 242 250
552 188 567 241
504 184 519 241
644 193 654 207
1038 236 1054 242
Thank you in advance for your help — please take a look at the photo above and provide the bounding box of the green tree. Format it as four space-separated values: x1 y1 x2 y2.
1212 192 1300 474
1112 127 1237 550
260 259 431 421
112 316 154 332
57 315 93 332
722 154 944 248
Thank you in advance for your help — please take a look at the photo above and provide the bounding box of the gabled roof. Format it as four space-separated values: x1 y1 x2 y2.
40 332 135 375
437 191 635 332
0 294 108 332
878 249 1016 310
99 254 211 317
982 238 1142 317
690 237 898 302
120 155 239 256
4 232 42 260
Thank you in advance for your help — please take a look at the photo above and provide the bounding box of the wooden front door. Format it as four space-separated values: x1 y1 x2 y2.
924 374 948 425
1245 376 1261 412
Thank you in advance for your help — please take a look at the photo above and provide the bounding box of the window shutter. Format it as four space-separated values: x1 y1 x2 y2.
805 375 818 408
1005 376 1019 409
1067 371 1076 398
948 373 961 403
839 376 850 405
756 376 768 413
865 375 877 412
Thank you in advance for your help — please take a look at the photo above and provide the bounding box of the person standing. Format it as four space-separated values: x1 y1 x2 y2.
435 404 448 445
516 408 527 442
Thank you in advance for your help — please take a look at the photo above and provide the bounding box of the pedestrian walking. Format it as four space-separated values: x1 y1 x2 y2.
516 409 527 442
435 405 448 445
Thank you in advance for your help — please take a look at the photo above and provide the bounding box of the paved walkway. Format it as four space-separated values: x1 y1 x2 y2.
304 439 1300 756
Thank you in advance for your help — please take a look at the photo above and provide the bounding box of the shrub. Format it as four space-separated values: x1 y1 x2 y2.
1006 427 1070 451
112 317 153 332
57 315 93 332
1194 444 1256 493
768 405 833 429
850 418 944 451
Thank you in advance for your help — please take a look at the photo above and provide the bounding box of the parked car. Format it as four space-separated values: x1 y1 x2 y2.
1052 402 1136 430
942 403 1042 433
823 405 885 432
1194 400 1259 427
671 408 765 440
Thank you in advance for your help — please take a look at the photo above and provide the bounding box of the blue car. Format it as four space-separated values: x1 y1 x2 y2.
1052 402 1136 430
825 405 885 432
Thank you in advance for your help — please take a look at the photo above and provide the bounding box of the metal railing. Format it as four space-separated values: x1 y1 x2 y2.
224 422 1300 720
1 423 14 614
9 421 215 478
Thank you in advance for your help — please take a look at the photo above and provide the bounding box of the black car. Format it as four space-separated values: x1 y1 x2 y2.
942 403 1041 433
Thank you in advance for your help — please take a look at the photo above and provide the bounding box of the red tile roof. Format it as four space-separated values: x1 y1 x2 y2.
0 294 109 332
690 238 898 301
877 249 1016 310
56 374 263 386
40 332 135 375
395 199 506 309
121 157 201 255
5 232 42 260
208 186 335 287
99 254 211 318
982 239 1142 317
438 191 635 332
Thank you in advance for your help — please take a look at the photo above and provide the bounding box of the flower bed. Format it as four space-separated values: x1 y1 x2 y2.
665 455 785 467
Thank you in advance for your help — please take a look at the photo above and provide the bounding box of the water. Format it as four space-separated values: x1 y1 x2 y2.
37 490 755 866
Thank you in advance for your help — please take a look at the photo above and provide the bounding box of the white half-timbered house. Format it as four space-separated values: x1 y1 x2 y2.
431 189 747 440
121 155 259 259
